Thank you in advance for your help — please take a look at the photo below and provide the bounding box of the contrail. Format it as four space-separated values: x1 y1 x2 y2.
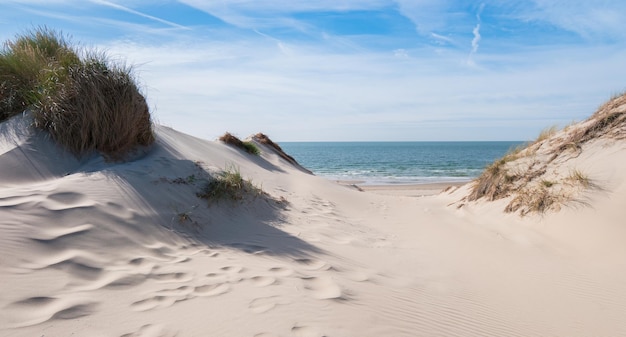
91 0 190 30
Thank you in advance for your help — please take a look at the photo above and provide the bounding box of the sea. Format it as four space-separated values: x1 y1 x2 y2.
279 141 523 185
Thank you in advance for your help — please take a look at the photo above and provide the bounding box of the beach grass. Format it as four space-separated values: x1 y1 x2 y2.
0 26 154 160
219 132 260 155
197 165 263 203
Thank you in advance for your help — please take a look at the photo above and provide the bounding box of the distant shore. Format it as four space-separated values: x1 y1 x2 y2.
335 180 468 196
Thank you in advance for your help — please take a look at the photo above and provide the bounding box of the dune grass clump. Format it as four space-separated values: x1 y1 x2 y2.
504 185 562 215
467 151 520 202
219 132 260 155
563 93 626 146
0 27 154 160
197 165 263 203
252 133 304 166
0 28 80 120
567 169 593 189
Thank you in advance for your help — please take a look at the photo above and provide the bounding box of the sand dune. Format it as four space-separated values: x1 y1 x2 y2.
2 110 626 337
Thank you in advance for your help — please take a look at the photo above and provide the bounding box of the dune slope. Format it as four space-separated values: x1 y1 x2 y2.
2 111 626 337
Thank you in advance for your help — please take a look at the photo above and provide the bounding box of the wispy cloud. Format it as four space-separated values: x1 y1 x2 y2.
506 0 626 41
90 0 190 30
467 3 485 66
178 0 387 29
393 0 450 35
102 36 626 141
2 0 626 141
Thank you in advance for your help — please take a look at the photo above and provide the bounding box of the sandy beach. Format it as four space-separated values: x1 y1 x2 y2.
2 101 626 337
356 182 466 196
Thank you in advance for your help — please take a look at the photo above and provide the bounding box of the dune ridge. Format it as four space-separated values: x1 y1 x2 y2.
2 93 626 336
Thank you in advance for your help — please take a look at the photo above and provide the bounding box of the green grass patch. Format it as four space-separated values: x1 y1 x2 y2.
0 26 154 160
219 132 260 155
197 165 263 203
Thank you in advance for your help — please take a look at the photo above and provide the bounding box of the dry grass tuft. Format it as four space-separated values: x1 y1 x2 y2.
564 93 626 145
0 27 154 160
567 169 592 188
252 133 310 172
462 93 626 215
467 149 522 202
33 56 153 160
1 27 79 120
505 186 563 215
534 125 559 144
197 165 264 203
219 132 260 155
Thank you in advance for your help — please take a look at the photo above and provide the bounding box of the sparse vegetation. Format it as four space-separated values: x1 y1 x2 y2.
467 150 520 201
242 141 260 155
567 169 591 188
534 125 559 144
197 165 264 203
464 117 607 215
505 185 563 216
0 27 154 160
562 92 626 146
219 132 260 155
253 133 300 165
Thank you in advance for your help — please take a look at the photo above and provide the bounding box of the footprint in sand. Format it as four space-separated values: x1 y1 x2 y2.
120 323 178 337
268 266 294 277
30 223 93 242
227 243 268 255
6 296 98 327
248 275 277 287
46 191 87 205
216 265 247 283
291 325 326 337
248 296 291 314
151 272 193 283
194 283 231 297
301 276 343 300
104 273 148 289
294 258 332 271
220 265 246 273
130 286 194 312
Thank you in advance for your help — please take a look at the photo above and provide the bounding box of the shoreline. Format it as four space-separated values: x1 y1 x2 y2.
335 180 469 196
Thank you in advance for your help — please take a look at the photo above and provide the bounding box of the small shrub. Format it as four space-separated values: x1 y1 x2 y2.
197 165 263 203
541 180 555 188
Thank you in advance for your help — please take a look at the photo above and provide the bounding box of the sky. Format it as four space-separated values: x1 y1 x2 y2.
1 1 626 141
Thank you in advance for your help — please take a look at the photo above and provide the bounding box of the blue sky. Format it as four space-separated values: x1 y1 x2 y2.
1 1 626 141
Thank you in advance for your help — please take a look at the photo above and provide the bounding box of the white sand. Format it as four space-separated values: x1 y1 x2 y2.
2 114 626 336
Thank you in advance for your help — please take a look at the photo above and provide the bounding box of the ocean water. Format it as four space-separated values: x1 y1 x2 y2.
279 141 523 185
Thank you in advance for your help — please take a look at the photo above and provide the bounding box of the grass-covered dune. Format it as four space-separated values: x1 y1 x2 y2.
454 92 626 215
0 27 154 160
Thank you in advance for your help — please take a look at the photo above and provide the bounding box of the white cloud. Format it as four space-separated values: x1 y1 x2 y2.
102 37 626 141
430 32 456 45
512 0 626 40
467 4 484 66
393 0 450 35
90 0 190 30
177 0 388 29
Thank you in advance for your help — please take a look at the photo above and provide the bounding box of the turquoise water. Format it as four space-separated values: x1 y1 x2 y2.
280 141 523 185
